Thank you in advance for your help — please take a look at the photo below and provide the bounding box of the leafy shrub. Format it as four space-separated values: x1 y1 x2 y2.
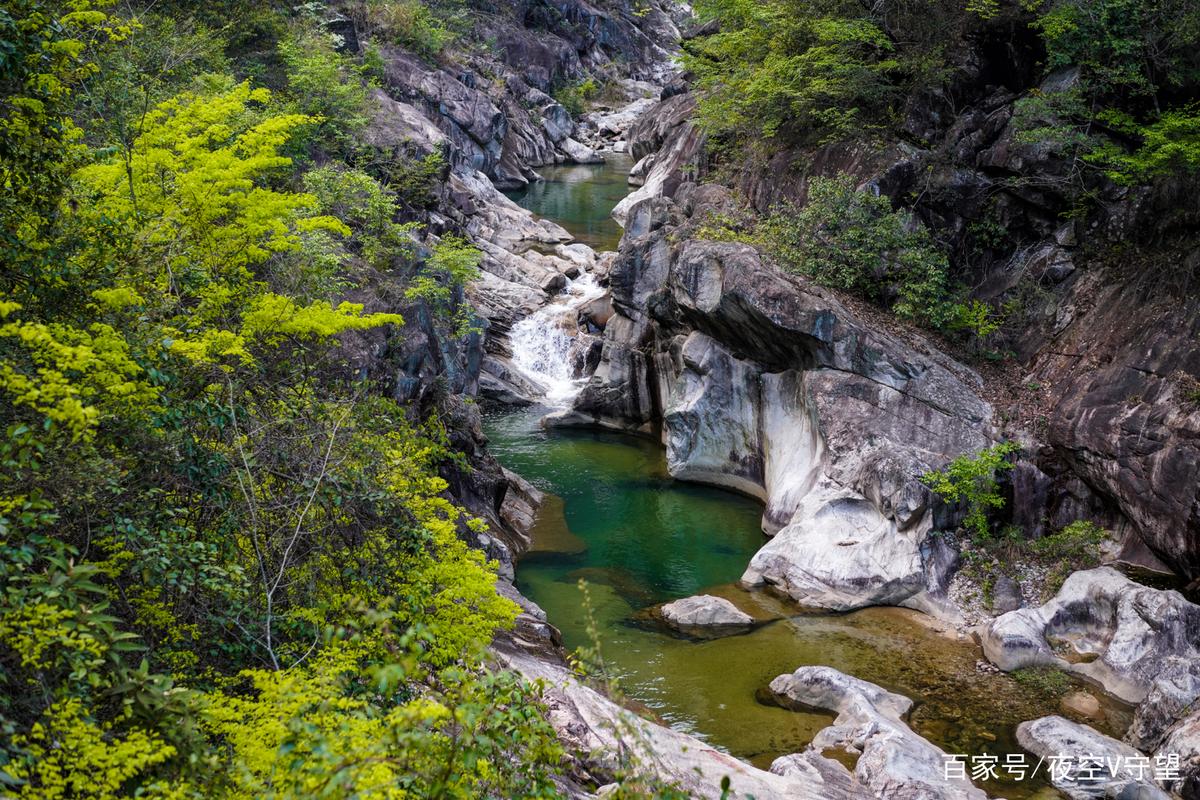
554 77 599 116
1030 520 1107 562
682 0 974 145
0 24 564 793
1033 520 1108 596
1088 105 1200 184
759 175 955 327
921 442 1020 540
279 29 373 156
1034 0 1200 106
304 165 421 272
1011 0 1200 188
383 147 447 208
352 0 454 60
407 235 483 337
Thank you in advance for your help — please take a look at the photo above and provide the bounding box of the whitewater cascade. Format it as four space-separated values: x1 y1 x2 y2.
509 272 606 407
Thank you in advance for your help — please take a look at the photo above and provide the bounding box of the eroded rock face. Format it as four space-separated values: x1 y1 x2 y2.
560 191 993 613
1157 709 1200 799
980 567 1200 704
1016 716 1170 800
1127 657 1200 752
764 666 987 800
658 594 755 635
612 94 705 224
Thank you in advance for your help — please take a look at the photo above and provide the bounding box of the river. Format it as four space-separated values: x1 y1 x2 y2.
491 156 1130 799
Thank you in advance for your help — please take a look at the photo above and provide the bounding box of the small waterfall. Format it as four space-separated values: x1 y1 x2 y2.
510 273 606 407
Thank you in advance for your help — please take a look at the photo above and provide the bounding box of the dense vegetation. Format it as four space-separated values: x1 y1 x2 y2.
682 0 976 145
685 0 1200 180
0 2 572 796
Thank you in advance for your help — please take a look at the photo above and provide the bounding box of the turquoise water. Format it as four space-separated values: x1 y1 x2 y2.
505 156 633 252
485 408 1127 798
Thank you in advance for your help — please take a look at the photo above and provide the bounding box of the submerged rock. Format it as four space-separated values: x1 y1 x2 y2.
980 567 1200 704
1060 691 1104 722
764 666 988 800
658 594 755 635
1016 715 1170 800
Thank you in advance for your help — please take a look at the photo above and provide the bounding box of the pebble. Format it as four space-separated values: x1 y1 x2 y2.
1061 690 1104 721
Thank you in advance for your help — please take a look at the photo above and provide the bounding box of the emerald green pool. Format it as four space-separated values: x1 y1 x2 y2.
485 408 1128 799
504 156 633 252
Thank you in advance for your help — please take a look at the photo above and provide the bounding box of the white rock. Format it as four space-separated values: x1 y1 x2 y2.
766 666 987 800
742 483 925 611
496 649 870 800
659 595 754 631
1016 715 1170 800
980 567 1200 703
560 137 605 164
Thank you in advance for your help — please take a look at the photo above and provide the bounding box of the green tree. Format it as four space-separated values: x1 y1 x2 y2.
921 442 1020 539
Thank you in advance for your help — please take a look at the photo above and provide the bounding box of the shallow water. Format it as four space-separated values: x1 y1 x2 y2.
504 155 633 252
486 408 1131 799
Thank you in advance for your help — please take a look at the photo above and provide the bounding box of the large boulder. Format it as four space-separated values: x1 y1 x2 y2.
980 567 1200 704
742 483 926 611
564 208 992 613
657 594 755 636
1016 716 1170 800
764 666 987 800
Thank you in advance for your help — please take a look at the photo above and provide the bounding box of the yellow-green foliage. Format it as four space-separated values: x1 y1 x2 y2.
0 302 158 438
5 700 185 800
0 5 565 796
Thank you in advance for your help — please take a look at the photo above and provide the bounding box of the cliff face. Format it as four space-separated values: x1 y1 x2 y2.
555 188 994 616
575 20 1200 586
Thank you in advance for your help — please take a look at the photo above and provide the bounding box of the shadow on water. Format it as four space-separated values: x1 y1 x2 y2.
504 155 634 252
484 407 1131 799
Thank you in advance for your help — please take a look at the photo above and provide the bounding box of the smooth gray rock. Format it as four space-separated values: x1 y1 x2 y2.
980 567 1200 704
1016 716 1170 800
991 574 1025 614
742 483 927 611
495 649 871 800
659 595 754 633
611 94 704 224
765 667 987 800
768 751 863 796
